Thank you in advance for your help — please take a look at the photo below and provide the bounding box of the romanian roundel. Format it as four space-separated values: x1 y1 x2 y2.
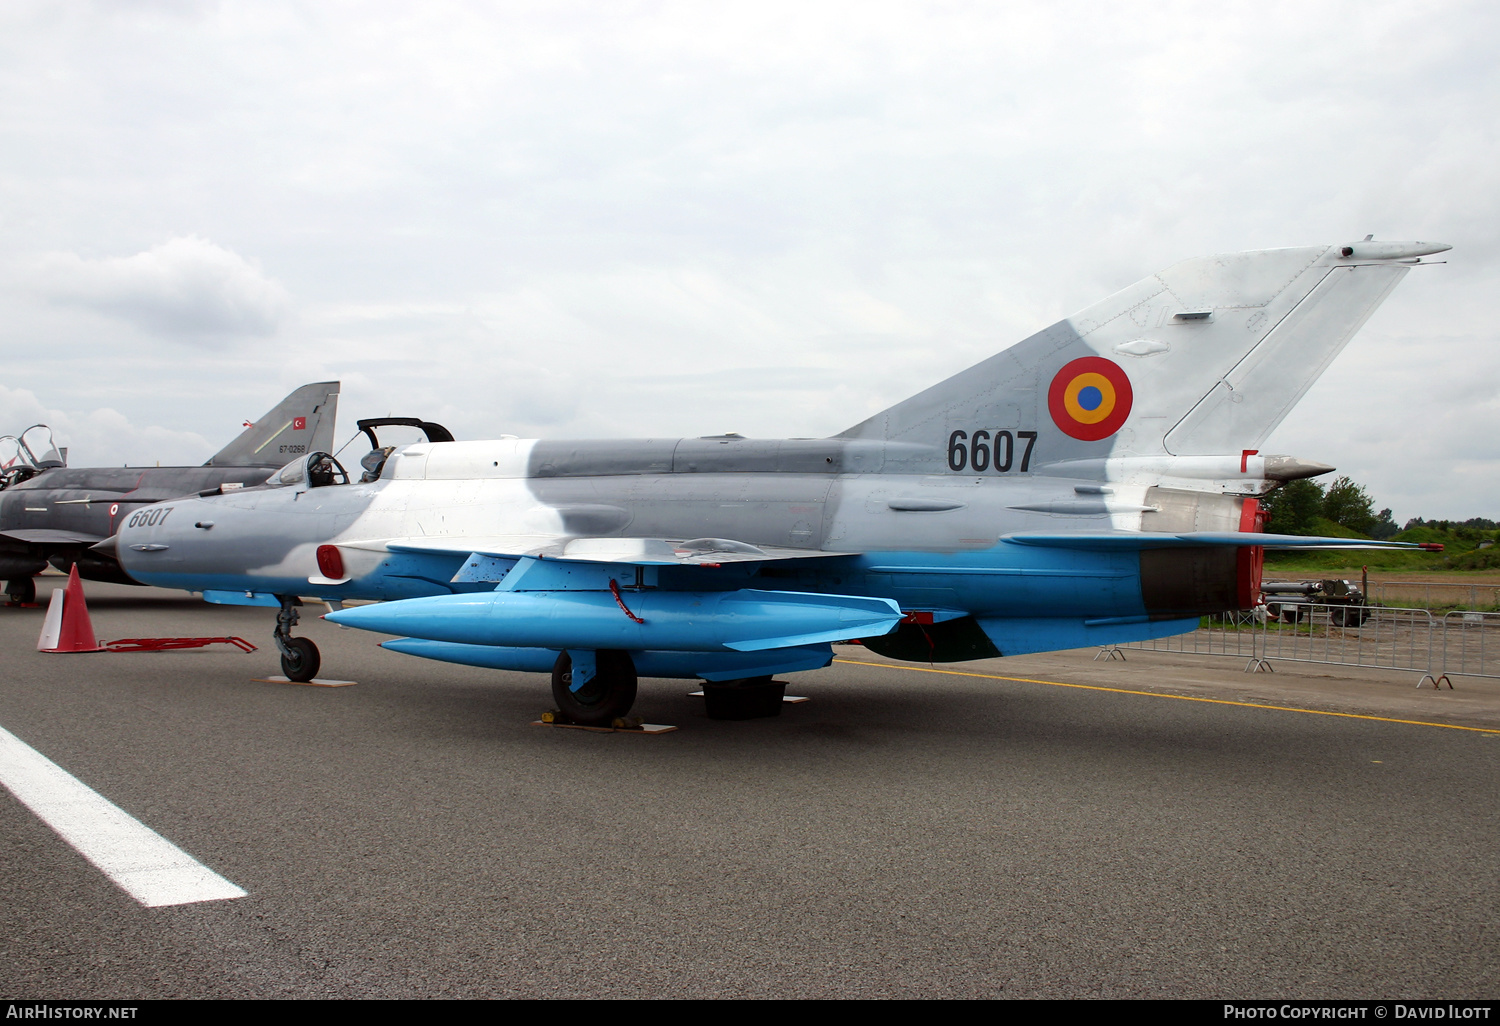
1047 356 1133 441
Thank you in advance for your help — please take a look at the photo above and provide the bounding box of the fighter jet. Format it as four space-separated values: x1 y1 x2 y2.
108 242 1447 723
0 382 340 604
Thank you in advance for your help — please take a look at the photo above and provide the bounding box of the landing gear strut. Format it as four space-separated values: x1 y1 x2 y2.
551 650 637 726
274 597 321 682
5 577 36 606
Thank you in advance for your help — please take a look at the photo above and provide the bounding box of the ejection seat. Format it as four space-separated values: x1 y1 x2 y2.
264 451 350 490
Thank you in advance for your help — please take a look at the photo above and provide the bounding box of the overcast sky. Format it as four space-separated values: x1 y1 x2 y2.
2 1 1496 522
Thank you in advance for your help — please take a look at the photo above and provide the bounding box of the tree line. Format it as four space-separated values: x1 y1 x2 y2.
1258 477 1494 540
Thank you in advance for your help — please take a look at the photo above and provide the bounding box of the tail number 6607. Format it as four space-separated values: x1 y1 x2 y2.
126 506 174 528
947 430 1036 473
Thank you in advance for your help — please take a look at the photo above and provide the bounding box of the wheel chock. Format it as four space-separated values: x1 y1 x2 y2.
534 711 677 734
251 676 358 688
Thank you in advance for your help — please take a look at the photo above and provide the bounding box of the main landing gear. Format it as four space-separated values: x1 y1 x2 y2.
5 577 36 606
551 650 637 726
274 597 321 682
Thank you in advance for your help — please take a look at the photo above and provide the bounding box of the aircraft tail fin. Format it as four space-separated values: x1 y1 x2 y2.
206 381 340 467
838 243 1446 470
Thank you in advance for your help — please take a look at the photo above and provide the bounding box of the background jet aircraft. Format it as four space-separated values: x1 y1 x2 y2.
110 241 1446 723
0 382 340 604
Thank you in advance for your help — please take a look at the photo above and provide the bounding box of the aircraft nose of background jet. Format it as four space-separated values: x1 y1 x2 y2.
91 532 153 586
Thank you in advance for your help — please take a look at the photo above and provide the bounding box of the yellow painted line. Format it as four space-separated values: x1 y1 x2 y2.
833 658 1500 735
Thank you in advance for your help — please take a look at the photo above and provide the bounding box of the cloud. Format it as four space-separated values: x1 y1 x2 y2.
31 237 288 342
1 3 1498 519
0 383 212 468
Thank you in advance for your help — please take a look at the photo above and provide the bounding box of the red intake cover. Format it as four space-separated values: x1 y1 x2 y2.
316 545 344 580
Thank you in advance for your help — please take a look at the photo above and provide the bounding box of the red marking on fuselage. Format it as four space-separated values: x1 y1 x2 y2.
1236 497 1266 609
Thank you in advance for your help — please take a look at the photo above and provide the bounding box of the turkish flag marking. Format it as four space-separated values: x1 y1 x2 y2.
292 417 307 430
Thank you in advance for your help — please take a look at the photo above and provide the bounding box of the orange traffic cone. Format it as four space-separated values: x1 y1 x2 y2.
37 565 105 653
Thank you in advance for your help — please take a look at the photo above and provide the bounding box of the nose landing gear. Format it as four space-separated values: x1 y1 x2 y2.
274 597 322 682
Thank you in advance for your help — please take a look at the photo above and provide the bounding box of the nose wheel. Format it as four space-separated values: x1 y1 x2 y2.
274 598 322 682
280 637 322 682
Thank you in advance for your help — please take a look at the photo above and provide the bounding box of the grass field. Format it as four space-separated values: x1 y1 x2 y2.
1262 525 1500 610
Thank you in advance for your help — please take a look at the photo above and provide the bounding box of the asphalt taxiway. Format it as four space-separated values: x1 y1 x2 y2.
2 580 1496 998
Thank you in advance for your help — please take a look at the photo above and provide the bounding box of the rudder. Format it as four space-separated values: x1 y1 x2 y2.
206 381 340 467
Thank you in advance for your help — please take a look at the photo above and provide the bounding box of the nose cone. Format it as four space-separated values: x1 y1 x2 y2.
113 499 199 581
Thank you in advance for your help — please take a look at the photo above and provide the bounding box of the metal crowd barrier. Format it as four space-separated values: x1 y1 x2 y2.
1366 581 1500 611
1119 604 1500 685
1438 609 1500 681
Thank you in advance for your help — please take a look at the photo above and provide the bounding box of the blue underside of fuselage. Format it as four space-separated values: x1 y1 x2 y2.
134 541 1194 663
136 541 1150 620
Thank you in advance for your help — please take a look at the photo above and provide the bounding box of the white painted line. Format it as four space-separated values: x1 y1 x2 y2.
0 724 247 907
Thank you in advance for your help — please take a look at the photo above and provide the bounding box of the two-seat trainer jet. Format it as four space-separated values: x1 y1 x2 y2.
0 382 340 604
108 242 1447 724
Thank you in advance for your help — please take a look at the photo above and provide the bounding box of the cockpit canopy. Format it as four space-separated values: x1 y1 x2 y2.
265 451 350 489
0 424 65 489
0 436 23 473
351 418 454 483
262 420 454 488
19 425 65 469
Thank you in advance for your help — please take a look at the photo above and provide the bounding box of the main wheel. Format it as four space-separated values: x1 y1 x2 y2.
280 637 321 683
551 650 637 726
1331 606 1369 628
5 577 35 605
